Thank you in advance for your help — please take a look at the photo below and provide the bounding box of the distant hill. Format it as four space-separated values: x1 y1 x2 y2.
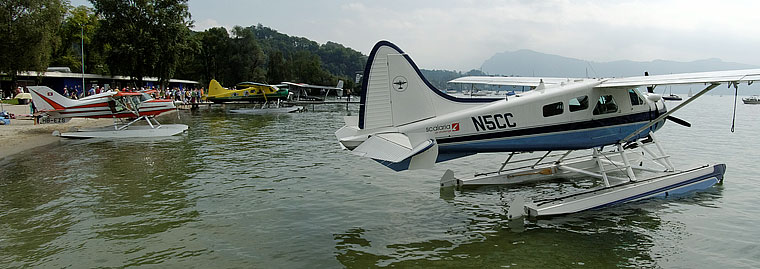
481 49 758 78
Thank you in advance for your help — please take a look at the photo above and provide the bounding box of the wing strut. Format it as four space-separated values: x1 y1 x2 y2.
620 82 720 143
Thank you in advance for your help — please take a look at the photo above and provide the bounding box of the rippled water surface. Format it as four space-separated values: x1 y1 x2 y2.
2 96 760 268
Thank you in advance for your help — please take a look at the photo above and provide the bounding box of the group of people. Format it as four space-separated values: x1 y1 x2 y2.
156 87 205 104
60 85 207 104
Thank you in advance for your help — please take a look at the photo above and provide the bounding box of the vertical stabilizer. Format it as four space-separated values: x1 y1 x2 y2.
28 86 76 112
360 43 436 129
359 41 498 130
207 79 227 98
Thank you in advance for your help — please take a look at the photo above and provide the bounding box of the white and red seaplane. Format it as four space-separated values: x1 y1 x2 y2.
29 86 188 138
336 40 760 218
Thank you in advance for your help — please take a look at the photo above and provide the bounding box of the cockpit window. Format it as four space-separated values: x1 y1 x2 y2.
629 89 644 106
569 96 589 112
543 102 564 117
593 95 618 115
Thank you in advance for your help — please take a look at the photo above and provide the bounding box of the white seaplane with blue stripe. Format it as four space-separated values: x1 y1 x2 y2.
336 40 760 217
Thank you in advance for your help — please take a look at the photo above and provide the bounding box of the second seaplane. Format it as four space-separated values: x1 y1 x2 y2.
29 86 188 138
336 40 760 217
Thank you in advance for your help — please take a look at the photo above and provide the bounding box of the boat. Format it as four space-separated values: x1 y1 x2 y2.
662 94 682 101
742 95 760 104
205 80 289 103
662 86 682 101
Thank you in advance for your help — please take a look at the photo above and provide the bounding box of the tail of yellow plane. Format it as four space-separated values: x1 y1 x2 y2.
207 79 227 98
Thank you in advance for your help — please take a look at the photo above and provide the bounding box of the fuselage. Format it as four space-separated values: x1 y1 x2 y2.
42 91 176 119
390 79 665 155
205 80 289 103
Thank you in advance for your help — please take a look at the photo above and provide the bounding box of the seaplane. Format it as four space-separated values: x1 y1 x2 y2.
336 40 760 218
29 86 188 138
205 79 290 104
281 80 345 101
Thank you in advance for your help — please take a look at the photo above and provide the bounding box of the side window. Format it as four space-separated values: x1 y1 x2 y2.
593 95 618 115
629 89 644 106
569 96 589 112
543 102 564 117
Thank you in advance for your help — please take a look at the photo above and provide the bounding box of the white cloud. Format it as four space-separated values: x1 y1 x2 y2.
188 0 760 70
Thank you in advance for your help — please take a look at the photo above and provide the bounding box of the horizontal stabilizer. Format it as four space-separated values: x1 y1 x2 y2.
351 133 435 163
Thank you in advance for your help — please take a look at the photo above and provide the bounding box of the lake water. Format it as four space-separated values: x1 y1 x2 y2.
1 95 759 268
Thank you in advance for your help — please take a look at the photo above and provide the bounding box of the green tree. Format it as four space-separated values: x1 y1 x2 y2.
0 0 67 95
90 0 192 87
191 27 231 86
266 50 288 84
51 5 103 74
227 26 265 84
289 50 331 85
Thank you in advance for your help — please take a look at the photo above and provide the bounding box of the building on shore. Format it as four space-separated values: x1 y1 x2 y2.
1 68 198 98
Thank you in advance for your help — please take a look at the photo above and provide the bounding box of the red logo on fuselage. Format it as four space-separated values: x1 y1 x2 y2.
47 92 53 96
426 122 461 134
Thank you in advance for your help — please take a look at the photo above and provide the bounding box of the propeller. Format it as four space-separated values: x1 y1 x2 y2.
666 115 691 127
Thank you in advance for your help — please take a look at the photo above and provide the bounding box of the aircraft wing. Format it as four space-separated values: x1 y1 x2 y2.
449 76 584 87
597 69 760 88
281 82 342 90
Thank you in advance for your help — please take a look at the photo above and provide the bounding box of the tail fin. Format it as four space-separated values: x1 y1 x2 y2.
336 80 344 89
28 86 76 112
207 79 227 98
358 41 497 130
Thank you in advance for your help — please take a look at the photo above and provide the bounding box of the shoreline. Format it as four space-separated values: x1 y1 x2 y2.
0 104 113 161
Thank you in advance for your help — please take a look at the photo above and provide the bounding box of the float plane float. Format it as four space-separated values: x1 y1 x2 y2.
29 86 188 138
336 40 760 217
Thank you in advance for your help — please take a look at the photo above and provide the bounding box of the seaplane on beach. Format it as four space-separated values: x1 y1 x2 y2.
29 86 188 138
336 40 760 218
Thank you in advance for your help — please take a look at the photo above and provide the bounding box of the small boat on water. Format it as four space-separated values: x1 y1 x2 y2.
662 86 682 101
742 95 760 104
662 94 682 101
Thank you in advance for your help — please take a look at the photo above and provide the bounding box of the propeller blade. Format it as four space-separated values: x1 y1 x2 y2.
666 115 691 127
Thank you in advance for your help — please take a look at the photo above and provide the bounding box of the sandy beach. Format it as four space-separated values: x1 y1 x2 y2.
0 104 112 161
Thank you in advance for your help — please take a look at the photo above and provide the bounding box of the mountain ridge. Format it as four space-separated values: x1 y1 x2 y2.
481 49 759 78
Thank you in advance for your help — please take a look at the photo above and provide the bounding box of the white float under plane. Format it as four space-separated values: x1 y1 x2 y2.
336 40 760 217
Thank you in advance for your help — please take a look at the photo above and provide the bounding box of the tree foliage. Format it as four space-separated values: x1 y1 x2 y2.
2 1 371 93
51 5 103 74
90 0 192 86
176 25 366 90
0 0 67 78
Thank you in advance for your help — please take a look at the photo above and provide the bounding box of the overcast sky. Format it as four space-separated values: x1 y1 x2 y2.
70 0 760 71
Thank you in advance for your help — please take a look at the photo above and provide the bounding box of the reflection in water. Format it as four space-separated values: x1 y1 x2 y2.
0 97 753 267
0 149 77 266
0 117 205 267
334 179 726 267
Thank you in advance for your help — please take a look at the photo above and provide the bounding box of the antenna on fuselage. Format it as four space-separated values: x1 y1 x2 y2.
645 71 655 93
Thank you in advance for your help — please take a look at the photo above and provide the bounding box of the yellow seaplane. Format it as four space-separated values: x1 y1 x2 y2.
205 79 290 104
